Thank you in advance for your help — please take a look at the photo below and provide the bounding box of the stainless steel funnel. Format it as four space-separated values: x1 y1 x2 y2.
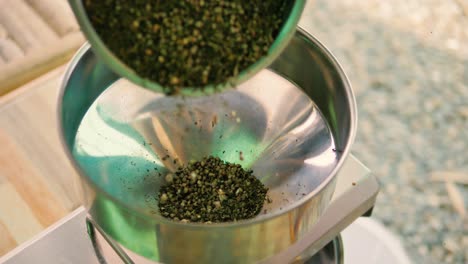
58 27 357 263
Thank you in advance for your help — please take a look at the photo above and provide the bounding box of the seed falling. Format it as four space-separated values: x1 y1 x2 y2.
83 0 290 94
157 156 268 222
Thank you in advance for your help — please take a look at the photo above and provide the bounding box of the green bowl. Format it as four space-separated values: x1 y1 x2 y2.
68 0 306 96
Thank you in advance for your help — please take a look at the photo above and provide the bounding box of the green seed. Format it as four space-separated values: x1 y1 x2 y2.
157 156 268 223
84 0 290 94
165 173 174 183
160 193 168 203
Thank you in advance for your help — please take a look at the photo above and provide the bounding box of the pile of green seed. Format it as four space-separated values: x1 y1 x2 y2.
84 0 289 94
158 156 268 223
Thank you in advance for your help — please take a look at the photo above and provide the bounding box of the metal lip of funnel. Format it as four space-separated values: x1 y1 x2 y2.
57 26 357 262
67 0 306 96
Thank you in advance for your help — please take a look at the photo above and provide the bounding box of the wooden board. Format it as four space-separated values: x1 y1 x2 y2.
0 67 82 256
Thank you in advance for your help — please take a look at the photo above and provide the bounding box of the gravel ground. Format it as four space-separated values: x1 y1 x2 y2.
306 1 468 263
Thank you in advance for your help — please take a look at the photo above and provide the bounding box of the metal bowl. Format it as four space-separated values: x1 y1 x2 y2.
67 0 306 96
58 27 357 263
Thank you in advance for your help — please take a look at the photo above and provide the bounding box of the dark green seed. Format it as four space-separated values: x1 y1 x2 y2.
156 156 268 223
84 0 290 95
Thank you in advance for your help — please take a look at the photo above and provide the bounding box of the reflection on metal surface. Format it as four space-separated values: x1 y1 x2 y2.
86 217 134 264
304 145 338 167
304 236 343 264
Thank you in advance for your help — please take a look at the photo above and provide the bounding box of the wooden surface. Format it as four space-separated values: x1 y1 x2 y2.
0 67 82 256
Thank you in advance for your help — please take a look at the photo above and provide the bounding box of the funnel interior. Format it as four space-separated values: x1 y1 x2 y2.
73 68 337 219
